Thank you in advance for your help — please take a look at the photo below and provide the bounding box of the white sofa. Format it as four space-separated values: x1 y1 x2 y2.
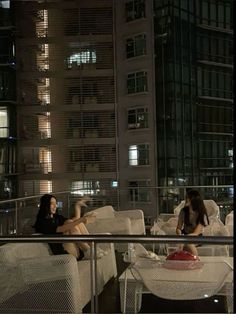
0 241 117 313
85 206 146 251
225 210 233 236
86 206 145 234
153 200 229 256
173 199 220 218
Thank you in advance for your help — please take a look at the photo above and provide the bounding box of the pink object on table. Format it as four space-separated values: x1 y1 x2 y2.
164 250 204 270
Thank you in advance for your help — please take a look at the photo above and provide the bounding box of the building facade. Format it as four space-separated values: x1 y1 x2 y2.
12 0 233 217
116 0 233 214
13 0 118 208
0 0 17 200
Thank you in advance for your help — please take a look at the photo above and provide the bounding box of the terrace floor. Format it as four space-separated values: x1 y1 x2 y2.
83 252 229 314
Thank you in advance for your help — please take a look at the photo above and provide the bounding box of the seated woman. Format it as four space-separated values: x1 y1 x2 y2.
176 189 209 255
34 194 105 260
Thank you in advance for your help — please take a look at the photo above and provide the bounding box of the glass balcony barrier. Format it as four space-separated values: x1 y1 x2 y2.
0 185 233 236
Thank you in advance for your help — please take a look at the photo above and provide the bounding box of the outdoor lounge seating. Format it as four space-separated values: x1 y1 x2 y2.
152 200 229 256
225 210 233 236
173 199 220 218
86 205 146 251
0 241 117 313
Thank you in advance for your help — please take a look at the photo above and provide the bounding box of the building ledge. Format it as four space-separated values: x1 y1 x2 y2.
197 60 233 69
197 24 233 35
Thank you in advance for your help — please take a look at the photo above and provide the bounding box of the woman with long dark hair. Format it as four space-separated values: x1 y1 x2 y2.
34 194 103 260
176 189 209 255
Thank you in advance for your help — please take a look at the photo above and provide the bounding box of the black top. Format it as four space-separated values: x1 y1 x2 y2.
34 214 68 255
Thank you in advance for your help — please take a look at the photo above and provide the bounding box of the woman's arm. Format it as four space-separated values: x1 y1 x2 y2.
70 196 92 220
56 214 95 233
188 223 204 236
176 212 184 235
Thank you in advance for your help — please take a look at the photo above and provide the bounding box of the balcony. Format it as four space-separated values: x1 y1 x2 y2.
24 162 51 174
0 185 233 313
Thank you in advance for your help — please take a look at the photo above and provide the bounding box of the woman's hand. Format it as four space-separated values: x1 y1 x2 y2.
177 244 184 251
81 213 96 224
76 196 92 208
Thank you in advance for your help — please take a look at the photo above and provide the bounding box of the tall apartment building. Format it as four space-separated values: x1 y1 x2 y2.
13 0 118 208
0 0 17 200
116 0 233 214
12 0 233 217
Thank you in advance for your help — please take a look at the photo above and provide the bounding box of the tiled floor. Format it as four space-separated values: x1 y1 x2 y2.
83 252 229 313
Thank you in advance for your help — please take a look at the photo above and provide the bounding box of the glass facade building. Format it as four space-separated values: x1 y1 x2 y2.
154 0 233 189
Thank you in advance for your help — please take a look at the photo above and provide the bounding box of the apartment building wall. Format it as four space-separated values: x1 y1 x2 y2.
115 0 233 216
115 0 159 217
13 0 118 208
0 0 17 200
11 0 233 219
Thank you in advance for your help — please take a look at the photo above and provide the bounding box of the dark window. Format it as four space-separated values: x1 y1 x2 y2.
128 107 148 129
126 34 146 58
129 180 150 202
127 71 148 94
125 0 145 22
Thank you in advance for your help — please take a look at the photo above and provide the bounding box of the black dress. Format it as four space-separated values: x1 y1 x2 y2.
34 214 68 255
34 214 84 260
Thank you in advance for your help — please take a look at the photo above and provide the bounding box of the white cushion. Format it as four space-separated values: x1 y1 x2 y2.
225 211 233 225
88 205 115 219
174 200 219 218
0 243 51 265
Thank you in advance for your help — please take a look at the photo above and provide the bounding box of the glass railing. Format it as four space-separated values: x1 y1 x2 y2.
0 185 233 235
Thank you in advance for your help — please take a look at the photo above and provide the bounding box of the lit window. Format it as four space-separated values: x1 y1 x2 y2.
129 144 149 166
126 34 146 58
129 180 150 202
40 180 52 194
125 0 145 22
67 50 96 68
0 1 10 9
128 107 148 129
228 149 233 157
127 71 148 94
0 107 9 138
71 181 100 195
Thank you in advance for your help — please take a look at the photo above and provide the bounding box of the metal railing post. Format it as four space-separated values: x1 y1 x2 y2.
15 201 18 234
90 241 95 313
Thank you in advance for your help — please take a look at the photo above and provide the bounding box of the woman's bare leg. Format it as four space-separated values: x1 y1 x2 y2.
63 219 89 258
184 244 198 256
63 196 92 257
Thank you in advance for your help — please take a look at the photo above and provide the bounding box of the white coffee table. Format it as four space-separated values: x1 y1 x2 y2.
119 256 233 313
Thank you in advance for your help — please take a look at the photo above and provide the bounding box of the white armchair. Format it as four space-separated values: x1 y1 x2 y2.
174 199 220 218
225 210 233 236
86 206 146 251
86 206 145 235
153 203 229 256
0 241 117 313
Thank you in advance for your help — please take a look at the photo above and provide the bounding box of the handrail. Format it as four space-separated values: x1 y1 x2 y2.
0 234 233 245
